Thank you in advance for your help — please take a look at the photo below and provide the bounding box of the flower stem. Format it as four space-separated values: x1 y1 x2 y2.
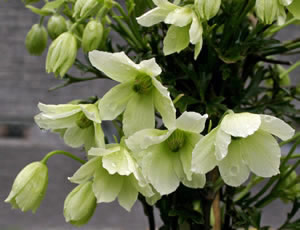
138 195 155 230
41 150 86 165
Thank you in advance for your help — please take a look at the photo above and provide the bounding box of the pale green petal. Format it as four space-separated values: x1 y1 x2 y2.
221 112 261 138
146 190 161 205
89 51 140 83
137 7 171 27
259 115 295 141
241 130 280 177
191 128 218 174
194 39 203 60
182 173 206 189
139 58 162 77
123 92 155 137
126 129 171 152
93 123 105 148
99 81 135 120
215 128 231 160
189 14 203 45
176 112 208 134
37 103 81 116
80 104 101 123
142 144 180 195
118 176 139 211
69 157 101 184
165 7 193 27
152 78 176 129
218 140 250 187
88 146 120 157
153 0 179 9
279 0 293 6
93 166 124 203
34 113 78 130
287 0 300 19
256 0 278 24
163 25 190 55
63 125 92 148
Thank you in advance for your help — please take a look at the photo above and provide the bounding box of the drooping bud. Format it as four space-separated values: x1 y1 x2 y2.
5 162 48 213
46 32 77 77
73 0 101 19
196 0 221 20
64 181 97 227
256 0 279 24
47 15 68 40
133 75 153 94
25 24 48 56
76 112 93 129
167 129 186 152
82 20 104 53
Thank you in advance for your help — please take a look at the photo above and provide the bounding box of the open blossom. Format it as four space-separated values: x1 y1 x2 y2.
69 141 154 211
137 0 203 59
192 111 295 187
126 112 208 195
34 102 105 151
89 51 176 137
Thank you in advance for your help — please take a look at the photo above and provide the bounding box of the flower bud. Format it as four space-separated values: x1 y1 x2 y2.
47 15 68 40
196 0 221 20
82 20 104 53
256 0 279 24
73 0 101 19
280 170 300 203
25 24 48 56
46 32 77 77
5 162 48 213
64 182 97 226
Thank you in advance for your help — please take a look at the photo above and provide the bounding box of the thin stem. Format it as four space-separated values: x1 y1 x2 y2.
41 150 86 165
213 192 221 230
138 195 155 230
267 18 298 35
280 61 300 78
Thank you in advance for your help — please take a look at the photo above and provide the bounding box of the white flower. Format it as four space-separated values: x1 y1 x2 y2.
192 111 295 187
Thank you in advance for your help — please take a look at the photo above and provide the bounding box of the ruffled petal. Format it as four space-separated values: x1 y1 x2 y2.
176 112 208 134
221 112 261 138
165 7 193 27
89 51 140 83
259 115 295 141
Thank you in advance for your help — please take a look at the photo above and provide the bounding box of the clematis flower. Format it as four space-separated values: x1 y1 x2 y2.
69 141 154 211
34 102 105 151
88 51 176 137
126 112 208 195
192 111 295 187
137 0 203 59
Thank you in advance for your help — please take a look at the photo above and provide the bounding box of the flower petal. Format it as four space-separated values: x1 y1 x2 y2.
34 113 80 130
241 130 280 177
139 58 162 77
214 128 231 160
189 14 203 44
92 166 124 203
93 123 105 148
123 92 155 137
153 0 179 9
221 112 261 138
63 125 92 148
194 39 203 60
88 147 119 157
37 103 81 116
99 81 135 120
191 128 218 174
137 7 171 27
163 25 190 56
165 7 193 27
89 51 140 83
118 176 139 211
152 78 176 129
182 173 206 189
259 115 295 141
80 104 101 123
176 112 208 133
218 140 250 187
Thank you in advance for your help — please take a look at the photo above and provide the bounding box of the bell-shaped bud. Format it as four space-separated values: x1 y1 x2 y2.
25 24 48 56
47 15 68 40
46 32 77 77
73 0 101 19
196 0 221 20
256 0 279 24
5 162 48 213
82 20 104 53
64 181 97 227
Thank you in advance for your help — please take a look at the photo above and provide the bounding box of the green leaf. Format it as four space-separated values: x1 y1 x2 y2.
26 0 65 16
287 0 300 19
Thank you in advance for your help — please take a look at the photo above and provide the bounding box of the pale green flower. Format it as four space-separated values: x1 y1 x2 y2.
89 51 176 137
64 181 97 227
137 0 203 59
34 102 105 151
126 112 208 195
69 141 154 211
5 162 48 213
195 0 221 20
73 0 101 19
192 111 295 187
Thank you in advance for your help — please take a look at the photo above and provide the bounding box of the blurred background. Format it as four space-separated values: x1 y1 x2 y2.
0 1 299 229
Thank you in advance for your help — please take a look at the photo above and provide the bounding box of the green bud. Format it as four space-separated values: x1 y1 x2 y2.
256 0 279 24
76 112 93 129
46 32 77 77
196 0 221 20
296 84 300 95
133 75 153 95
25 24 48 56
82 20 104 53
47 15 67 40
5 162 48 213
73 0 101 19
280 171 300 203
64 182 97 227
167 129 186 152
22 0 40 5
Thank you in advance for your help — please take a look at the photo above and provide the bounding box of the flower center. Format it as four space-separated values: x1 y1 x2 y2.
167 130 186 152
133 74 153 95
76 112 93 129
